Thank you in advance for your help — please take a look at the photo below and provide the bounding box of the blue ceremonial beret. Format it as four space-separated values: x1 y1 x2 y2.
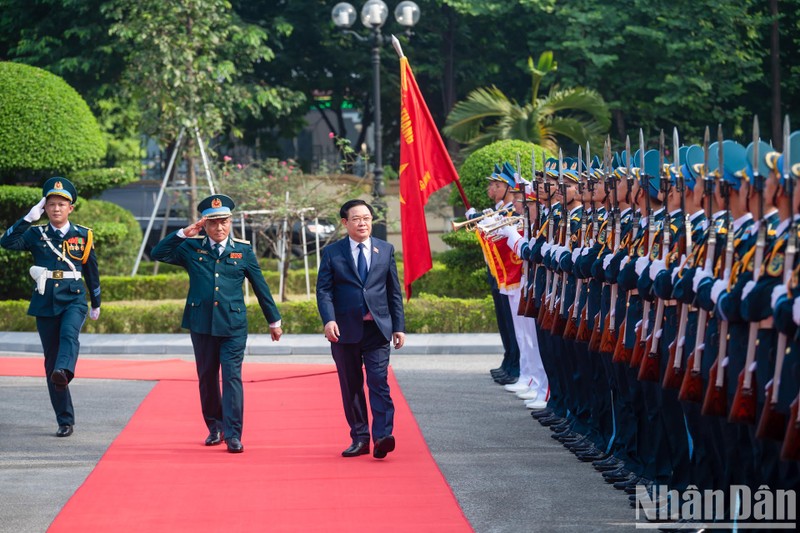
744 141 773 187
683 145 703 191
499 161 517 187
612 152 623 169
591 156 601 169
197 194 235 219
485 163 504 182
42 177 77 204
768 131 800 186
544 158 560 178
720 140 747 191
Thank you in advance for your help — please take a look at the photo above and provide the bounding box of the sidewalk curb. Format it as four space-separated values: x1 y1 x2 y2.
0 332 504 356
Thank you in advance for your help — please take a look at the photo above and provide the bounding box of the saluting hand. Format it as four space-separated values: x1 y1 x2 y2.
24 197 46 223
183 217 207 237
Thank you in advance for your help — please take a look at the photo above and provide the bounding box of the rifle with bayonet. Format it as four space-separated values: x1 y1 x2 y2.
664 127 690 389
639 130 670 382
593 137 622 353
581 143 601 345
525 148 543 318
758 116 793 439
703 125 734 416
680 126 715 403
566 146 589 341
549 149 570 335
538 159 557 329
516 152 530 316
631 130 657 370
612 137 635 363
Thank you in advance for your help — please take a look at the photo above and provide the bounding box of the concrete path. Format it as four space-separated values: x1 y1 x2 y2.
0 335 640 532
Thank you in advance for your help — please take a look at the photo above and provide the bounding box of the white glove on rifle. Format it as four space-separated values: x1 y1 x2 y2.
710 279 728 304
635 256 649 276
692 268 712 293
771 285 788 309
24 197 46 223
649 259 666 281
742 280 756 301
603 253 613 270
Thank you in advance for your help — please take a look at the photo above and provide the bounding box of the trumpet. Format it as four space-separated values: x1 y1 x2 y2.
451 206 513 231
480 215 524 240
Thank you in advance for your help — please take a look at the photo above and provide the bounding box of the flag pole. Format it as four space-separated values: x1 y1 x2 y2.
392 36 471 209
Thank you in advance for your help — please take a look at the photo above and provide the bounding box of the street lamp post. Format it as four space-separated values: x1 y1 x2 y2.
332 0 420 240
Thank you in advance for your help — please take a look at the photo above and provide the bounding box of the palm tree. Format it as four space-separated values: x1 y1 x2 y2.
443 51 610 155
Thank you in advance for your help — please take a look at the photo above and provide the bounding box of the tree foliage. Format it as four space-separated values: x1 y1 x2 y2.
0 61 106 182
103 0 304 143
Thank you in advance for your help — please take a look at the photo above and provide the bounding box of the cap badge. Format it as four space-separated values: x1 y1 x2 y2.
211 198 222 208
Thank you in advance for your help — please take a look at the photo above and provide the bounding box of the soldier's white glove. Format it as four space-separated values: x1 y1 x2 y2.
541 242 552 256
620 255 630 269
603 254 613 270
692 268 712 293
793 297 800 326
771 285 788 309
572 247 582 263
465 207 477 218
89 307 100 321
24 197 46 223
710 279 728 304
649 259 666 281
742 280 756 301
581 247 590 256
482 208 494 216
635 256 649 276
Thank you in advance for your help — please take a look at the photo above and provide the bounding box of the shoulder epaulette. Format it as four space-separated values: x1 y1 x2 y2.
232 237 251 245
74 224 93 231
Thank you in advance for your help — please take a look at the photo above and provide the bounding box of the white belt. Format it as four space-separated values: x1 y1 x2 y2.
46 270 81 279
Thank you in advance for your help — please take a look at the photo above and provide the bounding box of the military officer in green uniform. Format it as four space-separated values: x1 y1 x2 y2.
0 177 101 438
151 194 282 453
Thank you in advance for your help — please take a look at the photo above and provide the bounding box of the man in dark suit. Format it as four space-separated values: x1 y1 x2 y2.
316 199 405 459
151 194 282 454
1 177 101 438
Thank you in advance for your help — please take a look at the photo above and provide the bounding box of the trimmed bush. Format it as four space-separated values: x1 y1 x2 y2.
449 139 552 210
412 263 489 298
68 167 136 199
70 198 142 276
0 295 497 334
0 62 106 182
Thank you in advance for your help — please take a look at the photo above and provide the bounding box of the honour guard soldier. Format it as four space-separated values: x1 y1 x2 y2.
151 194 282 453
1 177 101 437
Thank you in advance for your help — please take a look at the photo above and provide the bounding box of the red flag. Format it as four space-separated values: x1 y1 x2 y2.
399 56 466 299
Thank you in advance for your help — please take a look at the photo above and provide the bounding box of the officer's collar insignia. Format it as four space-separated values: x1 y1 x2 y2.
212 198 222 208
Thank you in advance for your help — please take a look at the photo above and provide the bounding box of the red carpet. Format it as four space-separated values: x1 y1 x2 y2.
1 358 472 532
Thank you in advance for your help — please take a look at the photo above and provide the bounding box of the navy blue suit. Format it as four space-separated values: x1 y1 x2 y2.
316 236 405 444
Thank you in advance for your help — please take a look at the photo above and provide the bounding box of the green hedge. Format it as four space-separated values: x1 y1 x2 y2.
0 62 105 182
449 139 552 210
68 167 136 199
0 294 497 334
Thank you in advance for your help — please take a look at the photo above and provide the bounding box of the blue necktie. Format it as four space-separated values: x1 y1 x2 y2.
357 243 368 283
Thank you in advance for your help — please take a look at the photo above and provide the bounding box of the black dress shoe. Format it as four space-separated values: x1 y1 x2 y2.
490 367 505 376
341 441 370 457
494 375 517 385
593 455 622 471
576 450 607 462
613 475 641 491
56 425 73 437
205 431 223 446
373 435 395 459
226 437 244 453
530 408 553 419
51 369 69 391
602 467 632 482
